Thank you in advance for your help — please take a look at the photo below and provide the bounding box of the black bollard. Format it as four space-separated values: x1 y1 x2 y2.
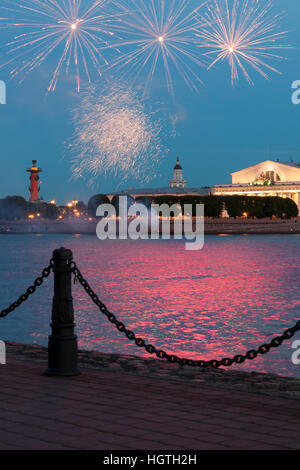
44 247 80 376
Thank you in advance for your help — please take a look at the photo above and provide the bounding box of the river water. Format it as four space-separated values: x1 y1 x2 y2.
1 233 300 377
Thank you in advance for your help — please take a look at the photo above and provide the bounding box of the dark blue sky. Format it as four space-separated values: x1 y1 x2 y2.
0 0 300 205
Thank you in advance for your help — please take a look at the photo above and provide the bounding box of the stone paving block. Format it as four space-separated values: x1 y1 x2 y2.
1 358 300 450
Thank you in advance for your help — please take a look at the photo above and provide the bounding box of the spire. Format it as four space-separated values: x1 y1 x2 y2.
174 157 182 170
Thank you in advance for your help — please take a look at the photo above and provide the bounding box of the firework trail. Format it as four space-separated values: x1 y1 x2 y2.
108 0 206 95
0 0 123 91
68 81 167 186
195 0 289 85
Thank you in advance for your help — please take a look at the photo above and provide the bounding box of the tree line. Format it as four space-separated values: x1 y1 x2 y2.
2 194 297 221
88 194 299 219
0 196 59 220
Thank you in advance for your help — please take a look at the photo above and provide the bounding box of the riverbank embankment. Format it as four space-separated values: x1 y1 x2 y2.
1 218 300 235
7 342 300 400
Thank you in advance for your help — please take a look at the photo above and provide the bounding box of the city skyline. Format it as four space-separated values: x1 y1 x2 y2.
0 0 299 205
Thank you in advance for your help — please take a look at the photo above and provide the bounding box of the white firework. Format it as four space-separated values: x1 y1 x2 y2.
195 0 289 85
107 0 207 94
0 0 123 91
68 81 167 186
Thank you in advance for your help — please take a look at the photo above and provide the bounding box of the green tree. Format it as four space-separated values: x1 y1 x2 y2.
88 194 110 218
0 196 27 220
284 198 299 218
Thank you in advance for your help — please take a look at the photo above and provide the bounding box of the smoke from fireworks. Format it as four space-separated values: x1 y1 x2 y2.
68 81 167 186
0 0 122 91
195 0 289 85
108 0 206 94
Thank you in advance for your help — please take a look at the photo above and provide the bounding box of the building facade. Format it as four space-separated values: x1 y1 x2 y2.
213 160 300 210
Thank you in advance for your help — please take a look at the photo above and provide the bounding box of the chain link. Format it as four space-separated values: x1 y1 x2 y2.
0 261 54 318
70 261 300 369
1 255 300 369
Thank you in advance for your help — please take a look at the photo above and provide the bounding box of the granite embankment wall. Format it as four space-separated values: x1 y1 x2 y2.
0 220 96 234
1 218 300 234
205 218 300 234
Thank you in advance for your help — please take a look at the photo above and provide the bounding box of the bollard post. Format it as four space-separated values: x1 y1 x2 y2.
44 247 80 376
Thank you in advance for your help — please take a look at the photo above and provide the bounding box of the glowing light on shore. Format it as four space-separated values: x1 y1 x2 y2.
0 0 123 91
195 0 289 85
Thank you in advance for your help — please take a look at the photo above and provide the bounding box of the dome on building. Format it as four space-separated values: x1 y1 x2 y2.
174 157 182 170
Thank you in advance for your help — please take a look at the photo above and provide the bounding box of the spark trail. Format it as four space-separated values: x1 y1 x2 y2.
108 0 206 95
0 0 123 91
68 81 167 186
195 0 289 85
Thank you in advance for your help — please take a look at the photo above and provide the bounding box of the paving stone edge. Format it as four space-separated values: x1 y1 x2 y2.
5 341 300 400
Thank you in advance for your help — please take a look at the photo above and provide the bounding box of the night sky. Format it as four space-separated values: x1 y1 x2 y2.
0 0 300 205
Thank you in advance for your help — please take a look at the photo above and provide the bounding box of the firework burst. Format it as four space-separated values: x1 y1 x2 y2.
68 81 167 186
0 0 123 91
108 0 206 95
195 0 289 85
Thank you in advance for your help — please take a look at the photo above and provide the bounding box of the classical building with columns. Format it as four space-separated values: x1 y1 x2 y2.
213 160 300 210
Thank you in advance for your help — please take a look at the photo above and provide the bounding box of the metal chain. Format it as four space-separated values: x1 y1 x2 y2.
71 261 300 369
0 262 54 318
2 255 300 369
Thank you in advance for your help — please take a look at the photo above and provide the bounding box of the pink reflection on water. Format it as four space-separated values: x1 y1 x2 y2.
70 236 300 377
1 234 300 377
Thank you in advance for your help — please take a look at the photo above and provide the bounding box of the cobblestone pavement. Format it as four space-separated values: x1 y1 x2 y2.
1 357 300 450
